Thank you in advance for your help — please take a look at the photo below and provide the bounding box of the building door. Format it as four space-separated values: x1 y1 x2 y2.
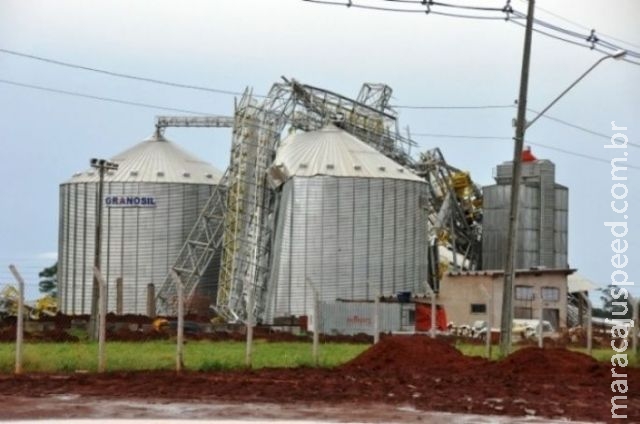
543 308 560 330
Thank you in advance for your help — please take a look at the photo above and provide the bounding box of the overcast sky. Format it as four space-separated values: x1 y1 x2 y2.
0 0 638 301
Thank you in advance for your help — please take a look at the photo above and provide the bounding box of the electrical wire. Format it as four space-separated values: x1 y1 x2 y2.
0 47 253 97
0 78 213 115
302 0 509 19
411 132 510 139
411 132 640 170
302 0 640 65
515 0 640 50
392 103 514 110
4 75 637 150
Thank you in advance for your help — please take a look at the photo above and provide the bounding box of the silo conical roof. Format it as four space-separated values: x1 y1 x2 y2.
65 133 223 185
270 125 422 187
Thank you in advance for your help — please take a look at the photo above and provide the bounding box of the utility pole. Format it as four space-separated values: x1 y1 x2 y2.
499 0 535 356
89 158 118 341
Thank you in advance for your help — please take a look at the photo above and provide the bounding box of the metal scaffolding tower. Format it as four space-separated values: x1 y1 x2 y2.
415 148 483 270
155 78 483 319
216 85 295 322
154 115 234 315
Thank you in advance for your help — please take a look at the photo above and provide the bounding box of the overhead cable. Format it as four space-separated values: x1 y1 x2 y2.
0 78 213 115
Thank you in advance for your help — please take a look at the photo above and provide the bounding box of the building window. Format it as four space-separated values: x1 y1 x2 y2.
541 287 560 301
514 306 533 319
515 285 534 300
471 303 487 314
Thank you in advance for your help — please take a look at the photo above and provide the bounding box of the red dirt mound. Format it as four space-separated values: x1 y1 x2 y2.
495 347 600 376
342 335 483 374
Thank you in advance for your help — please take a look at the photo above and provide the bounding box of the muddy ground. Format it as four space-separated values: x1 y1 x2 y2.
0 336 638 422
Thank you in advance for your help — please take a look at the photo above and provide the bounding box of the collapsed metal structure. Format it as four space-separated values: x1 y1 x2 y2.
155 79 483 321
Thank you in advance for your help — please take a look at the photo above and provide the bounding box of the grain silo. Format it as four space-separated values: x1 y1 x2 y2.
482 151 568 270
58 133 223 315
264 125 429 320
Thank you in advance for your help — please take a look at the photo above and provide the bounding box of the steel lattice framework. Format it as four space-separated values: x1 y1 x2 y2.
155 78 483 320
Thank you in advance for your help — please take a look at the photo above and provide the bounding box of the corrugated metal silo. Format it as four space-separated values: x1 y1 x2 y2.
265 125 429 320
482 157 568 270
58 133 223 314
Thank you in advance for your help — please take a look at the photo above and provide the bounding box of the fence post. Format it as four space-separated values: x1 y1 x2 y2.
373 295 380 344
537 296 544 349
632 296 638 355
425 284 436 339
8 265 24 374
93 266 107 373
170 270 184 372
480 283 492 359
306 278 320 367
245 284 255 368
147 283 156 318
579 292 593 357
116 277 123 315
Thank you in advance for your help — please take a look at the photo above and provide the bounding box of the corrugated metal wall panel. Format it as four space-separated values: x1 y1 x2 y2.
268 175 429 319
482 164 568 271
318 302 403 336
59 181 217 314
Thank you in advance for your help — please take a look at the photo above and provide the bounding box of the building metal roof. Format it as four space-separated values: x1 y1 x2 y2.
567 273 599 293
447 268 576 277
64 133 223 185
269 125 423 187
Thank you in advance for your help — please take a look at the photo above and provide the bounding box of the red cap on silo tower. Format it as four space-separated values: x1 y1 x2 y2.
522 146 537 162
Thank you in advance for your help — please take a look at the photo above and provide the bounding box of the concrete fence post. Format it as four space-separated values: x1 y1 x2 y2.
8 265 24 375
116 277 123 315
93 266 107 373
306 278 320 367
537 296 544 349
480 284 492 359
373 295 380 344
147 284 156 318
579 292 593 357
245 284 255 368
170 270 184 372
632 296 638 355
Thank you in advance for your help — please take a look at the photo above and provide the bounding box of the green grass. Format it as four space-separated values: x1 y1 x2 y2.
0 340 636 373
455 342 639 366
0 341 369 373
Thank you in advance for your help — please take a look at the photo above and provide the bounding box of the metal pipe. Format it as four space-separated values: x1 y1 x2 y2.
525 51 626 130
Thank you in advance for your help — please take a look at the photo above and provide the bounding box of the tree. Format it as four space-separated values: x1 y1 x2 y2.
594 285 634 320
39 262 58 298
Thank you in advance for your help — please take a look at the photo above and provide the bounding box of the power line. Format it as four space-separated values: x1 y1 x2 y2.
411 132 640 170
303 0 640 65
0 78 213 115
398 101 640 149
302 0 509 19
4 74 636 150
515 0 640 50
526 139 640 169
392 103 514 110
412 132 510 139
0 47 253 97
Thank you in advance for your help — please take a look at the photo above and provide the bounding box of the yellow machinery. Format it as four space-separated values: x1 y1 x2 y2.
0 284 58 320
